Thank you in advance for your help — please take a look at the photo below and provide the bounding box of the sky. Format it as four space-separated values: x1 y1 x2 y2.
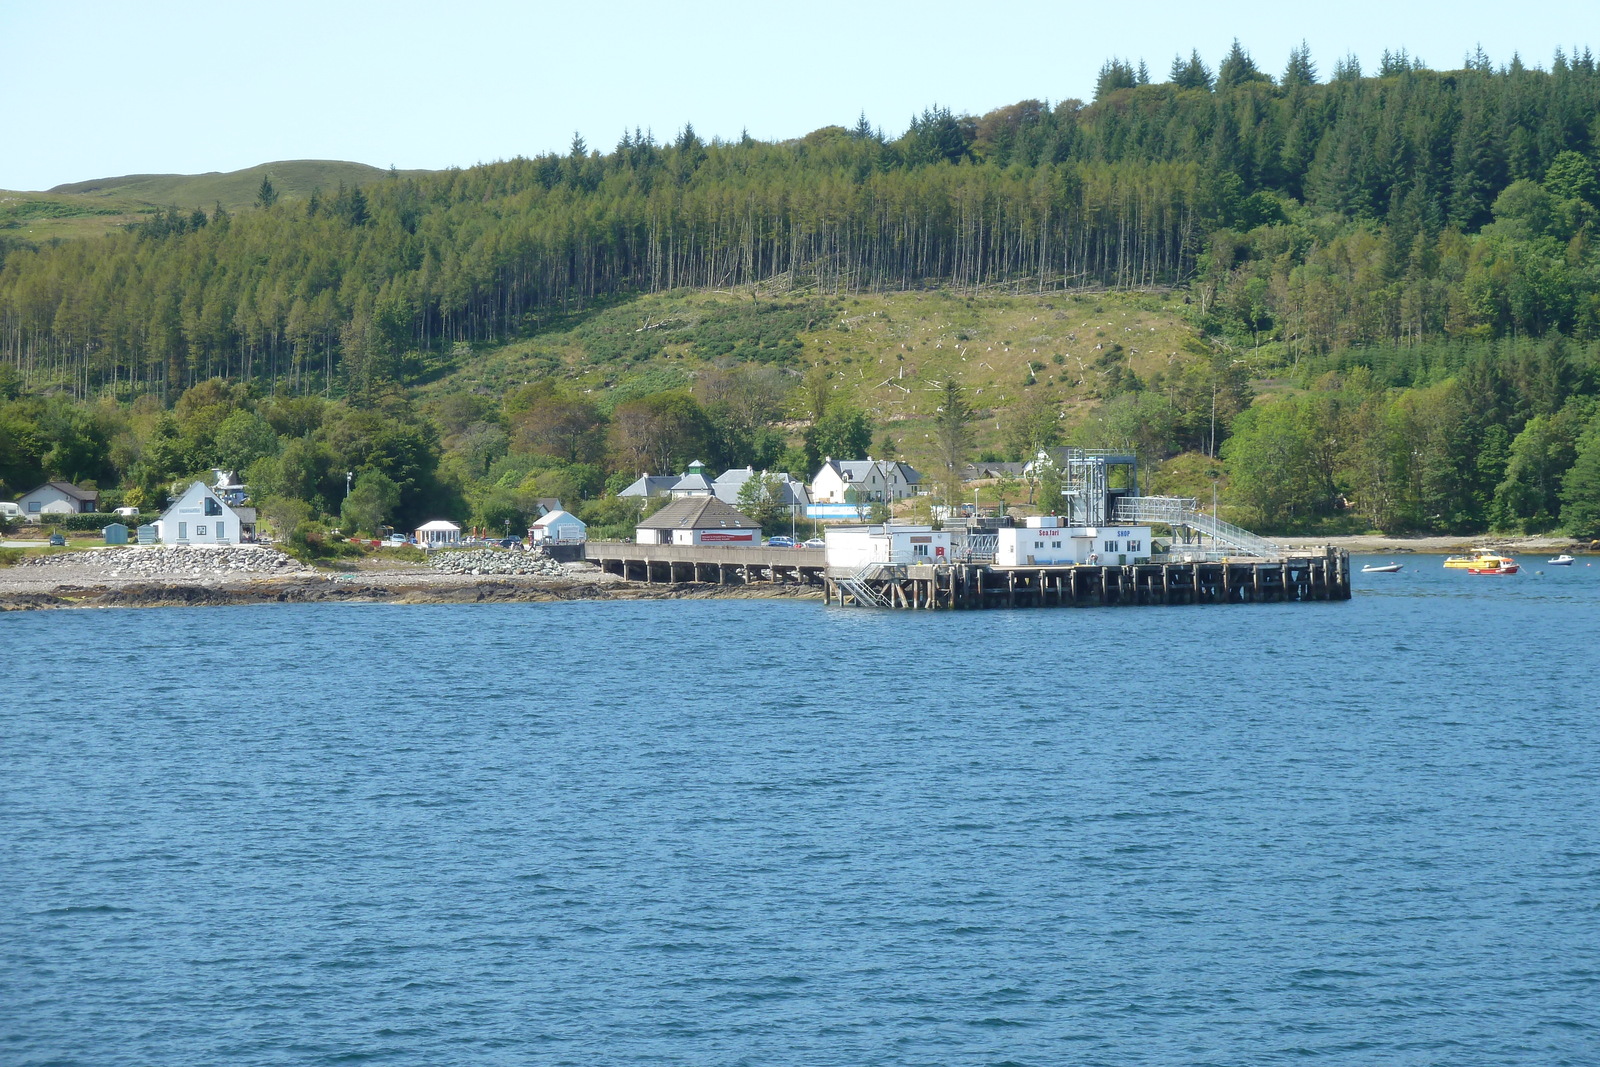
3 0 1596 191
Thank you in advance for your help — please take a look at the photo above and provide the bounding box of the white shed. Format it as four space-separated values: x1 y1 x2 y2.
995 520 1152 566
823 524 951 568
529 509 587 544
155 481 244 545
416 519 462 547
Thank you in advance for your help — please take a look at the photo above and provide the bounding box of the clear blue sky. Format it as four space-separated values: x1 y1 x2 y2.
3 0 1594 191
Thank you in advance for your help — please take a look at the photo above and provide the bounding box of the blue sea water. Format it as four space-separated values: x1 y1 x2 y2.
3 555 1599 1066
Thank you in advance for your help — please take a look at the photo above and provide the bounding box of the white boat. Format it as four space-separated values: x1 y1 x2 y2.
1548 554 1575 566
1361 562 1403 573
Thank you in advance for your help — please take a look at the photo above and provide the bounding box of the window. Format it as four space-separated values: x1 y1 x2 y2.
1104 540 1118 552
27 501 40 513
1052 540 1062 548
1129 540 1142 552
913 543 929 557
216 523 225 540
196 525 207 536
204 498 223 516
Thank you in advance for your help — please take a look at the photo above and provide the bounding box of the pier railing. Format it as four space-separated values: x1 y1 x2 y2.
1112 497 1282 560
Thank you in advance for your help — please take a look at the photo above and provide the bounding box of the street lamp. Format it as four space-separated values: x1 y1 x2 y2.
345 471 353 498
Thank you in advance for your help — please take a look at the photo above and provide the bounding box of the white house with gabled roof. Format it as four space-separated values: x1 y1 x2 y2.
17 480 99 518
810 458 921 505
156 481 246 545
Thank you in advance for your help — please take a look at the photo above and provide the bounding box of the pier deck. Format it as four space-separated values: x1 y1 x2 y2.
585 541 1350 608
823 548 1351 608
586 542 826 586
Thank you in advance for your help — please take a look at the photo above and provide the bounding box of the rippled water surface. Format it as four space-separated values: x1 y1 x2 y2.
4 556 1600 1066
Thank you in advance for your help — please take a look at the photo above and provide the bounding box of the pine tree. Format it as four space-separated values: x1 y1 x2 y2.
931 377 972 501
255 175 279 209
1217 39 1270 89
1094 58 1139 99
1282 41 1317 86
1170 50 1213 90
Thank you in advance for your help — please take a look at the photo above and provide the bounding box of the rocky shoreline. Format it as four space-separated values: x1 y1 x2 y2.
0 546 823 611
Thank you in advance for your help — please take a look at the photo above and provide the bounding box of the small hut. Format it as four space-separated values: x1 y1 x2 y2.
102 522 130 545
529 509 587 545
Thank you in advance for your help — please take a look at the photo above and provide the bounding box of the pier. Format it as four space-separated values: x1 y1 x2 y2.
822 548 1351 609
584 540 1349 608
587 448 1349 610
586 542 826 586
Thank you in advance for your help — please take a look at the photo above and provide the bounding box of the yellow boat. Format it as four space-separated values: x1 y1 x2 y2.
1443 552 1515 571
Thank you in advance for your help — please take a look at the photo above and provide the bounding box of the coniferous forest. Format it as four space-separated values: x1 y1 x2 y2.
4 42 1600 542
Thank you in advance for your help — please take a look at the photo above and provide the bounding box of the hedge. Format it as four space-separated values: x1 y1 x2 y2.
36 512 159 531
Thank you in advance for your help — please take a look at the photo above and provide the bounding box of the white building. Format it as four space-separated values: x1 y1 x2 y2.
810 458 921 505
529 509 587 544
155 481 247 545
17 481 99 518
995 517 1152 566
823 524 952 568
635 496 761 545
712 467 811 508
416 519 462 547
667 460 715 499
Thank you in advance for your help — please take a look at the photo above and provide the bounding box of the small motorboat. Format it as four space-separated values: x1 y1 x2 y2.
1466 554 1518 574
1548 554 1575 566
1362 562 1403 573
1444 551 1505 569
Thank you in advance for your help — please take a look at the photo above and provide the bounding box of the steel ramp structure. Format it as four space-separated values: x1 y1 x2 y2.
1112 496 1283 559
836 563 891 607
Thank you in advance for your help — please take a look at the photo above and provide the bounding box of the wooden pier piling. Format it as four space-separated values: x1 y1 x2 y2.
818 547 1351 610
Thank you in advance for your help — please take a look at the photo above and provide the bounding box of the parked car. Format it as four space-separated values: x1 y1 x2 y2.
766 536 795 548
386 534 408 545
803 537 826 548
495 537 523 550
48 532 66 546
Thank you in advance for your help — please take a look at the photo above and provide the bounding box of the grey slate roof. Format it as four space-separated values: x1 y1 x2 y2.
619 474 681 498
826 460 923 486
712 467 811 506
24 480 99 502
637 495 760 531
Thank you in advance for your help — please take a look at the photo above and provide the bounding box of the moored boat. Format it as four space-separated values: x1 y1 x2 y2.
1465 554 1518 574
1445 551 1511 569
1362 562 1403 573
1548 554 1575 566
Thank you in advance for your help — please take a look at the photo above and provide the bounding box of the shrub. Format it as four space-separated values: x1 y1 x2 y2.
0 547 21 567
38 512 157 531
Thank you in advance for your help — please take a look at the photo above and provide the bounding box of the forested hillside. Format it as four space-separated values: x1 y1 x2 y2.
3 42 1600 540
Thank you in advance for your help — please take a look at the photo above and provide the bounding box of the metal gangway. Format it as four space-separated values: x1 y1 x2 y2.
1112 496 1282 560
836 563 890 607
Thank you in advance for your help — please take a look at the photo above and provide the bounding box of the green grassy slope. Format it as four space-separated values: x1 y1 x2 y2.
2 160 430 241
425 285 1200 481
